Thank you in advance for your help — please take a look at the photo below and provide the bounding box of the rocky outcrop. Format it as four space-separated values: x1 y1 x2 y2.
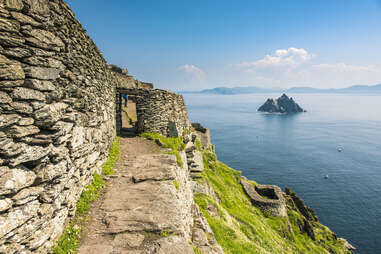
258 94 305 113
0 1 116 252
240 177 287 217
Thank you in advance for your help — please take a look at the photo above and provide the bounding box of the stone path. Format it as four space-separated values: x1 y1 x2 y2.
78 132 196 254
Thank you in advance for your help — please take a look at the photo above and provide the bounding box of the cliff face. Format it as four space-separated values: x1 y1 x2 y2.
258 94 305 113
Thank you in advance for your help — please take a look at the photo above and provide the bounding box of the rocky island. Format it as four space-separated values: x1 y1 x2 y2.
258 94 306 113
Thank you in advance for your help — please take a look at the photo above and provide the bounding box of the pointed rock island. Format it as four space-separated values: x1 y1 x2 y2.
258 94 306 113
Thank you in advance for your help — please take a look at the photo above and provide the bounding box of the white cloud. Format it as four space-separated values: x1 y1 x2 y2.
178 64 205 79
312 63 379 73
230 48 381 88
236 47 314 71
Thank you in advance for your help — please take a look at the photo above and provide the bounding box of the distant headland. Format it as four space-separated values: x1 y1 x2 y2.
181 84 381 95
258 94 305 113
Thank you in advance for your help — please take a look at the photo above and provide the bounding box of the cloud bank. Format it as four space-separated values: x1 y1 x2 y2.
233 48 381 88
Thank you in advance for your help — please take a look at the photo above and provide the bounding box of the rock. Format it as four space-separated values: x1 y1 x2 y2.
0 32 25 47
303 219 316 240
8 124 40 138
0 198 13 212
34 161 67 182
258 94 305 113
24 66 60 80
10 12 41 27
10 101 34 114
0 54 25 80
12 186 43 205
113 233 145 248
79 244 114 254
285 187 318 222
4 0 24 11
187 151 204 173
25 29 64 51
8 143 50 167
0 200 40 239
0 16 20 32
0 91 12 103
1 47 33 58
18 117 34 126
0 165 36 195
0 113 20 128
24 79 55 91
0 80 23 88
34 102 68 127
11 87 46 101
338 238 356 251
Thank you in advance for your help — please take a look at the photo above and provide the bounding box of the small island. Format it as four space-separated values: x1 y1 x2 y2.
258 94 306 113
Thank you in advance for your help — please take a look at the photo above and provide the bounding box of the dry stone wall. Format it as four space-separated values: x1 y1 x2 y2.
118 88 191 137
0 0 116 252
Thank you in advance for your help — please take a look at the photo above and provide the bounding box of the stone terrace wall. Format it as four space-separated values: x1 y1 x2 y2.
240 177 287 218
0 0 116 253
118 88 191 137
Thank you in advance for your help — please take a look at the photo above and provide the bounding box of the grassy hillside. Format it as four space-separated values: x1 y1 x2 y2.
195 150 351 254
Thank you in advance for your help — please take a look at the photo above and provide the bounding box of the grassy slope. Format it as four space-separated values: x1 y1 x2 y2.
195 150 351 254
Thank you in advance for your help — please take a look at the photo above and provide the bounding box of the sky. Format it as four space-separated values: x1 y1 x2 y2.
65 0 381 91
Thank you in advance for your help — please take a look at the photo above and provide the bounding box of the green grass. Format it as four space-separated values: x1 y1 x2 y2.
173 180 180 190
53 137 120 254
193 246 205 254
194 150 351 254
102 137 120 175
140 132 185 167
159 230 171 237
195 138 202 151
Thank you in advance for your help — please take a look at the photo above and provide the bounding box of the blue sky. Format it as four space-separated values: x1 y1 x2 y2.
66 0 381 91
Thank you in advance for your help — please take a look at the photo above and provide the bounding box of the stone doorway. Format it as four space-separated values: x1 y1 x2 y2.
116 90 138 136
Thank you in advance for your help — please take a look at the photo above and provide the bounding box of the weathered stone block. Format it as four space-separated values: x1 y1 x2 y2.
4 0 24 11
11 87 46 101
24 66 60 80
8 124 40 138
0 54 25 80
0 165 36 195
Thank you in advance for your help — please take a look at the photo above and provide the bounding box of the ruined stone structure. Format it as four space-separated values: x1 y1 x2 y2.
117 88 191 137
240 177 287 217
0 1 117 252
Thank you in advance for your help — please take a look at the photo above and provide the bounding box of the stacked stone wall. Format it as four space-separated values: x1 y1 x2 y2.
118 88 191 137
0 0 116 252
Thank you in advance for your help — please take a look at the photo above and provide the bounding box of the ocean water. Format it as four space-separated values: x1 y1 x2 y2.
183 93 381 254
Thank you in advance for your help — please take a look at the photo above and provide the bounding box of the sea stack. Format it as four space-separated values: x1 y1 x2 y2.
258 94 305 113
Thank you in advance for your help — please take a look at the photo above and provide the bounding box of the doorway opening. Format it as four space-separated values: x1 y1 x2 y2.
120 93 137 135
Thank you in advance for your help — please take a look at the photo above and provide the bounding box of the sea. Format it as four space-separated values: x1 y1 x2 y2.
183 93 381 254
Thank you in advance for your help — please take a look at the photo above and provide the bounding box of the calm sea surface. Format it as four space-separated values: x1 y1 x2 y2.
183 93 381 254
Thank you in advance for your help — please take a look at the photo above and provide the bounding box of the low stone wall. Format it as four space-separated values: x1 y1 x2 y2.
0 1 116 252
192 122 213 151
241 177 286 217
118 88 191 137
